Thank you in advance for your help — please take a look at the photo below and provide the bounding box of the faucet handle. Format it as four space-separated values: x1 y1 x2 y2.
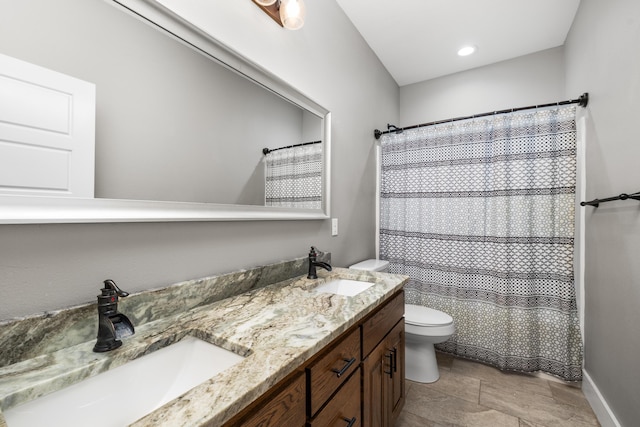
103 279 129 298
309 246 326 256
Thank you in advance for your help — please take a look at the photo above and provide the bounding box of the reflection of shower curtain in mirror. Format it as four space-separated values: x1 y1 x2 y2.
380 105 583 381
264 143 322 209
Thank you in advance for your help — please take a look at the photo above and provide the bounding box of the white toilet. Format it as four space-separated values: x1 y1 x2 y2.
349 259 455 383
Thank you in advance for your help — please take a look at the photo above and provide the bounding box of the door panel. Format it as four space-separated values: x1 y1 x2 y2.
0 53 95 197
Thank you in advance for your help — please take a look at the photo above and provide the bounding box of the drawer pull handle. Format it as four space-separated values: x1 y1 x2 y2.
392 347 398 373
332 357 356 378
385 352 393 378
341 416 357 427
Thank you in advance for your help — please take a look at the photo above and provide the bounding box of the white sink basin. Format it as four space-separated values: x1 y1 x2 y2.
3 336 245 427
313 279 375 297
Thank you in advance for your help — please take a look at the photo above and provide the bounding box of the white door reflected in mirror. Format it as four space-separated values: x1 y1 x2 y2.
0 53 95 198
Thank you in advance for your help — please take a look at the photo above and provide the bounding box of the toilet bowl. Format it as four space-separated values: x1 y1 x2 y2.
404 304 455 383
349 259 455 383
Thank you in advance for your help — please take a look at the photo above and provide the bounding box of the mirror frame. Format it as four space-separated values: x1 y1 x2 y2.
0 0 331 224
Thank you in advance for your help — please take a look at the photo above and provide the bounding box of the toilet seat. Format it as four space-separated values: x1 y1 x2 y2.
405 304 453 326
404 304 455 338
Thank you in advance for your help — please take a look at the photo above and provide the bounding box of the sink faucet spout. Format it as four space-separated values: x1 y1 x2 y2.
93 279 135 352
308 246 332 279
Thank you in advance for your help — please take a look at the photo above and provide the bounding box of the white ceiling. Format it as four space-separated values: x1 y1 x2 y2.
335 0 581 87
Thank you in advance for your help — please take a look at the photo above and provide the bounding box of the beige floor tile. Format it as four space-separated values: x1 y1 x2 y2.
436 351 455 371
400 355 600 427
403 381 520 427
451 358 553 398
519 419 547 427
549 381 595 412
395 410 451 427
405 379 414 396
480 381 600 426
410 368 481 404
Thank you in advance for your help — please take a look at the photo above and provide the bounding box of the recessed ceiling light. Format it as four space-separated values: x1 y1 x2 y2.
457 45 477 57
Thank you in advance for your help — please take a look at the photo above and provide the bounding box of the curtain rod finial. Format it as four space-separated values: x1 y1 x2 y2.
579 93 589 107
374 129 382 139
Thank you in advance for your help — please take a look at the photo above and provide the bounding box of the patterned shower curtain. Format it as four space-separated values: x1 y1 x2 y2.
264 143 322 209
380 105 583 381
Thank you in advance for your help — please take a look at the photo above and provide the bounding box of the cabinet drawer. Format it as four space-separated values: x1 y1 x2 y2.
309 367 361 427
361 290 404 359
307 327 360 416
227 372 306 427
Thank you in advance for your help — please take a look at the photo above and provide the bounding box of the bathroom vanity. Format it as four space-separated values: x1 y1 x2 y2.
225 288 405 427
0 258 407 427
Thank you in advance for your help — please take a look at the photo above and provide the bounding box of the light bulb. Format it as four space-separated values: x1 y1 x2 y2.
280 0 305 30
457 45 477 57
254 0 277 6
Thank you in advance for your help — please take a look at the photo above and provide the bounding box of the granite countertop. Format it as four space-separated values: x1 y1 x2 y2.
0 268 406 427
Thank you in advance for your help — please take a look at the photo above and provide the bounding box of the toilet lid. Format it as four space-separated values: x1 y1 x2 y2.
405 304 453 326
349 259 390 272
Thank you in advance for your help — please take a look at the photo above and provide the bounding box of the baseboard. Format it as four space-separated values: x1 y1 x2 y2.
582 370 622 427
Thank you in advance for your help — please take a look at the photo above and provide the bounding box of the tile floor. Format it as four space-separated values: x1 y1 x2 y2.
397 352 600 427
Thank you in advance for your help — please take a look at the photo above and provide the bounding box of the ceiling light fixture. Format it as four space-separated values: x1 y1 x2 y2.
251 0 306 30
457 45 477 57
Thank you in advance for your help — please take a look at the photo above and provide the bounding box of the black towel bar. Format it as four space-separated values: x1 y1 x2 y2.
580 191 640 208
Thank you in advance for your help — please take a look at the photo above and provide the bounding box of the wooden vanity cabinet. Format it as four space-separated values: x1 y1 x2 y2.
362 294 406 427
387 320 406 422
224 371 306 427
308 367 361 427
361 290 404 358
224 290 404 427
307 327 360 417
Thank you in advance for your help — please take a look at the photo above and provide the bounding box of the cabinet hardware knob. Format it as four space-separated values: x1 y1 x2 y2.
341 416 357 427
331 357 356 378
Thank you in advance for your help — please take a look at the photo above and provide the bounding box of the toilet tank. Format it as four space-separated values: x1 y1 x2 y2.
349 259 389 273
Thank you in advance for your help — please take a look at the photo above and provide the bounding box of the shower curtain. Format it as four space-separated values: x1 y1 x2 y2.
380 105 583 381
264 143 322 209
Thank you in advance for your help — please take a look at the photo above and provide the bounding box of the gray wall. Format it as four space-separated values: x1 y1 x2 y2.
399 47 565 125
565 0 640 425
0 1 398 319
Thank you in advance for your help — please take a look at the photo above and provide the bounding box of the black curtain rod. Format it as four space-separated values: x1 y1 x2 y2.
262 140 322 155
374 92 589 139
580 191 640 208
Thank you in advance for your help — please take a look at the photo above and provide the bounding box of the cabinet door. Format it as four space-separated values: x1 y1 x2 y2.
362 319 406 427
386 320 406 424
362 335 390 427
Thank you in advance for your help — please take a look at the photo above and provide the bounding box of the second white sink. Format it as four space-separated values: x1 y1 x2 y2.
3 336 245 427
314 279 374 297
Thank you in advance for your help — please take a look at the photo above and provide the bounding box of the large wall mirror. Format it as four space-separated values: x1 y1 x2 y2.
0 0 330 222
